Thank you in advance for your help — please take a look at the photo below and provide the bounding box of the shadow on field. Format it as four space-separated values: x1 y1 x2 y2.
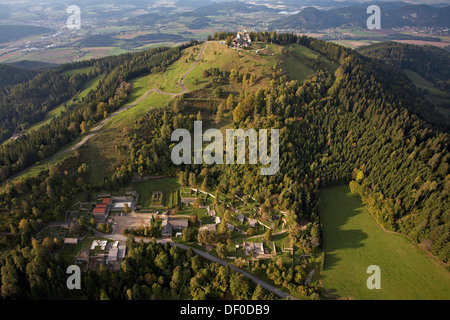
321 188 369 271
323 229 368 270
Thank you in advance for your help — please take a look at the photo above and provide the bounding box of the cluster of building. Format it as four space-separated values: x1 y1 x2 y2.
92 198 111 219
199 205 234 233
236 213 259 228
392 26 449 36
71 239 127 271
92 196 135 220
232 30 252 48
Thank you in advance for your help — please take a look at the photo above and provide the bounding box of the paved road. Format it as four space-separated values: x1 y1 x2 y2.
158 239 298 300
4 42 207 185
94 218 297 301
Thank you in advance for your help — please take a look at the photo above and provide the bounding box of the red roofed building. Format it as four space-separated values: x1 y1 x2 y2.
93 207 106 214
102 198 111 204
93 203 108 218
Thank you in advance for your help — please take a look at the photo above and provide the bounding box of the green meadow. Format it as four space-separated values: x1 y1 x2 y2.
24 103 66 133
282 44 338 83
404 69 449 98
24 71 103 134
62 66 95 76
132 178 180 209
320 185 449 300
76 75 104 101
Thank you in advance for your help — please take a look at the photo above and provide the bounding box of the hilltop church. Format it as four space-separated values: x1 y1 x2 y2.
233 29 252 48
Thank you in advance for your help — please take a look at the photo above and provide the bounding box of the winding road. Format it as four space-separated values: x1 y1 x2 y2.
5 41 298 300
92 224 297 300
4 42 207 184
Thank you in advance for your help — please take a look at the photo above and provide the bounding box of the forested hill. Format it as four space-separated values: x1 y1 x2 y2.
358 42 450 131
0 45 188 181
0 34 448 302
0 64 39 89
358 42 450 87
270 4 450 30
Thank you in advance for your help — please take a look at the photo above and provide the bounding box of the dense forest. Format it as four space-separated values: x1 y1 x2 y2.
0 236 279 300
0 64 38 90
121 34 449 263
0 33 448 299
358 42 450 85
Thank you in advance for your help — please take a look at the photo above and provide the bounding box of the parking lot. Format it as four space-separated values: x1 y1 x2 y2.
110 211 158 238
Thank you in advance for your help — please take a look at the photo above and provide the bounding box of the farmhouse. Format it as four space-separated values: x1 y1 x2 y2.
200 224 217 232
64 238 78 245
161 218 189 238
249 219 258 228
10 133 23 141
243 242 264 256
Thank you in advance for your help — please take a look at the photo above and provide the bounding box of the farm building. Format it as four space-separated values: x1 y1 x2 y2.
200 224 217 232
107 245 127 263
249 219 258 228
64 238 78 245
161 218 189 238
92 204 108 219
244 242 264 256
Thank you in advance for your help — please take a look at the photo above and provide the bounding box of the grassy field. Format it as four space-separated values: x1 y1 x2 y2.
319 185 449 300
282 44 338 82
131 44 203 94
24 103 67 133
62 66 95 76
132 178 180 209
403 69 449 98
106 91 174 129
23 73 103 135
184 41 279 94
76 75 104 101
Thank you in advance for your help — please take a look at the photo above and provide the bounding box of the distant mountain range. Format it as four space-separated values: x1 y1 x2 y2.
270 4 450 30
179 1 278 17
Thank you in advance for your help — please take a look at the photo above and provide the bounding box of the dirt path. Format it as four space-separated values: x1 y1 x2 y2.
3 42 207 185
178 42 206 93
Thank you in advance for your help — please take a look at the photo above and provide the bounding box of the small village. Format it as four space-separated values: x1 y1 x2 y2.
45 177 309 273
